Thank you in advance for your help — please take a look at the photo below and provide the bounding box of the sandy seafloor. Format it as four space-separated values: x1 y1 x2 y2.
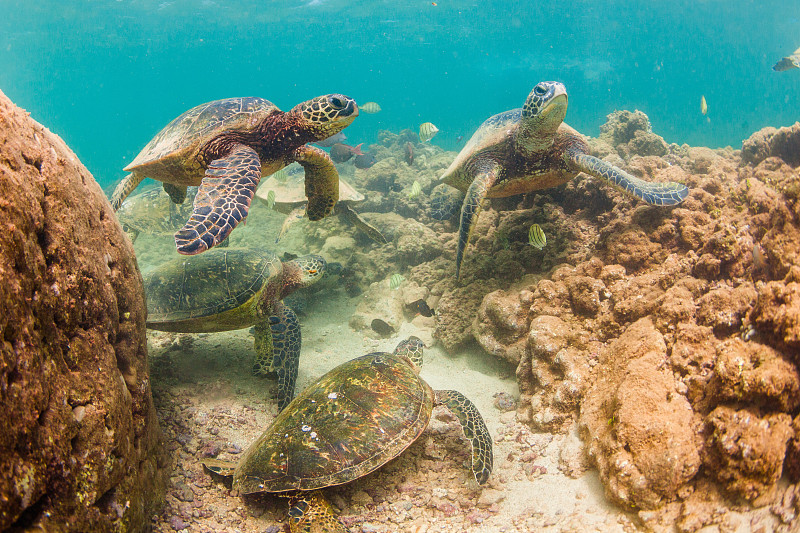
134 202 782 533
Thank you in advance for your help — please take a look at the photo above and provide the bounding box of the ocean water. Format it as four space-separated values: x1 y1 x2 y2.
1 0 798 192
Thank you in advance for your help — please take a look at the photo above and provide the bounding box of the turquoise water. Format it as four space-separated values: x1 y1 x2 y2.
2 0 798 191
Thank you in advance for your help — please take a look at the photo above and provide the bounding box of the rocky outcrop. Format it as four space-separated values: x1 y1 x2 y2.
0 89 166 531
741 122 800 168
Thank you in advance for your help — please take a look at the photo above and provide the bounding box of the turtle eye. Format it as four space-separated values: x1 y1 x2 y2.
329 96 346 109
308 269 317 275
534 84 548 96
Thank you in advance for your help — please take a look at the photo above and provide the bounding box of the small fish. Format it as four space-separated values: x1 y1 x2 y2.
408 298 433 317
528 223 546 250
263 189 276 209
408 180 422 199
330 142 364 163
354 152 377 169
404 141 414 165
419 122 439 142
371 318 395 337
314 132 347 147
700 95 708 116
456 135 464 142
269 168 288 182
361 101 381 114
389 273 405 290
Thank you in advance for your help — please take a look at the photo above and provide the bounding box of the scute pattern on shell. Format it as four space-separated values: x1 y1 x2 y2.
126 97 277 170
233 352 434 494
144 248 282 324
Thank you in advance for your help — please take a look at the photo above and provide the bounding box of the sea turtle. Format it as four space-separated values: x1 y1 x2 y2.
116 186 197 243
202 336 492 532
440 81 690 279
110 94 359 255
774 46 800 71
144 247 326 410
256 170 387 243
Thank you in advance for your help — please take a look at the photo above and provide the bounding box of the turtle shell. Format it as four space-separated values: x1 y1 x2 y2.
124 97 279 176
144 248 283 333
257 172 364 214
439 108 521 191
117 187 196 235
233 352 434 494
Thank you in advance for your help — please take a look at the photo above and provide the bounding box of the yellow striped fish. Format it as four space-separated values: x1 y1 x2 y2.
700 95 708 116
263 190 276 209
408 180 422 199
270 168 288 182
419 122 439 142
528 223 546 250
361 101 381 114
389 273 405 290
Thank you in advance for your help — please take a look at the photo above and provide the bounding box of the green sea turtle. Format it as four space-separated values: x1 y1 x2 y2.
774 46 800 71
116 186 197 243
256 169 387 243
202 336 492 532
144 248 325 410
110 95 358 255
440 81 689 279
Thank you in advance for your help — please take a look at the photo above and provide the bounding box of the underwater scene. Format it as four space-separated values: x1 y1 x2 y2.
1 1 800 532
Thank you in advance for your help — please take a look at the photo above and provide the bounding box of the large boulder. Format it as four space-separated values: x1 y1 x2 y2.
0 89 166 530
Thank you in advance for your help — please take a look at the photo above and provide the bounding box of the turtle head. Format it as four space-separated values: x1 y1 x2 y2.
517 81 568 156
291 94 359 141
393 336 425 372
281 254 327 297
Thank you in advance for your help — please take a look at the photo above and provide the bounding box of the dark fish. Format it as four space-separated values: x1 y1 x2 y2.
330 143 355 163
354 152 377 169
408 298 433 317
404 141 414 165
371 318 395 337
456 135 464 142
314 132 347 147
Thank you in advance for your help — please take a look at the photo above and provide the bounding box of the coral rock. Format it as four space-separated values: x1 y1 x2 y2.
473 289 531 365
0 89 165 530
741 122 800 168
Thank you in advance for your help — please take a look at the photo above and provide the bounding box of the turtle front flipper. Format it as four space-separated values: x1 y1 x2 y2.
335 203 387 243
277 207 306 243
261 301 301 411
293 144 339 221
163 182 188 205
175 144 261 255
435 389 493 485
287 491 351 533
567 151 688 206
200 458 237 478
456 163 501 279
110 173 144 211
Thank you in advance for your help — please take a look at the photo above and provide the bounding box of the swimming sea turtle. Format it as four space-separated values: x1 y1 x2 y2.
774 46 800 71
440 81 689 279
144 248 325 410
110 95 358 255
202 336 492 532
256 170 387 243
116 186 197 243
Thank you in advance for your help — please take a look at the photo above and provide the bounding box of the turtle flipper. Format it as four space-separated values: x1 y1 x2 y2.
110 173 144 211
277 207 306 243
456 163 500 279
163 182 188 205
293 144 339 221
287 491 351 533
435 389 493 485
252 319 275 376
568 151 688 206
335 203 387 243
175 144 261 255
269 302 302 411
200 458 237 478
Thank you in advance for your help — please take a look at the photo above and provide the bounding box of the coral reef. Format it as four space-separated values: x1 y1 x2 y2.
0 89 166 530
741 122 800 168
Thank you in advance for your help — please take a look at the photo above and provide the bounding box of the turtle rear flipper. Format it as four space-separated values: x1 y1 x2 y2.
163 182 188 205
253 301 301 411
175 144 261 255
568 151 688 206
456 162 501 280
110 173 145 211
435 389 493 485
335 203 387 244
287 491 351 533
294 144 338 221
